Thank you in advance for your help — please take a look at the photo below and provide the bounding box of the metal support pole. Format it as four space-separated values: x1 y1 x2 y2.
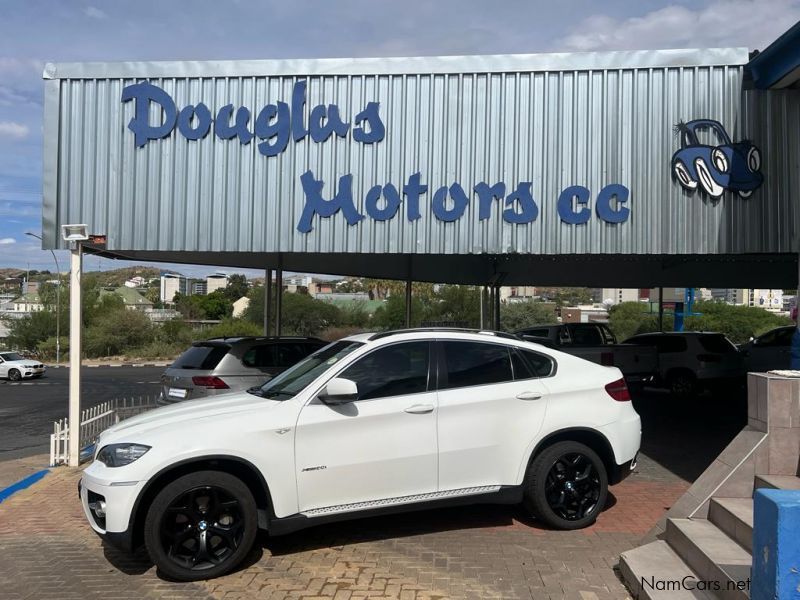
274 268 283 336
264 268 272 336
493 284 501 330
405 278 412 328
479 286 485 329
658 286 664 332
68 243 82 467
792 257 800 369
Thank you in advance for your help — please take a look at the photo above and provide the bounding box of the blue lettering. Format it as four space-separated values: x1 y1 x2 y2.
503 182 538 224
291 80 308 142
365 183 402 221
215 105 254 144
353 102 385 144
558 185 592 224
177 104 212 140
432 183 469 222
254 103 290 157
474 182 506 220
403 173 427 221
121 81 177 147
297 171 364 233
309 104 350 143
596 184 630 223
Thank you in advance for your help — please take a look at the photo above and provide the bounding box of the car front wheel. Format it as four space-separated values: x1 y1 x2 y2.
144 470 258 581
8 369 21 381
523 441 608 530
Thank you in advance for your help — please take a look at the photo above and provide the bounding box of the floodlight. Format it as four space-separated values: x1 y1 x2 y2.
61 224 89 242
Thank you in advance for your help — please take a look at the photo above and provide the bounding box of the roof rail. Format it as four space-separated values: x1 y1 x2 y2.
367 328 521 341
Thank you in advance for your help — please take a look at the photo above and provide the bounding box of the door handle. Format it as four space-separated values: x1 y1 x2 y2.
404 404 435 414
516 391 543 401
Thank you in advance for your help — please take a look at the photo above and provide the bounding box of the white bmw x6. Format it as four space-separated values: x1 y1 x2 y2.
79 329 641 581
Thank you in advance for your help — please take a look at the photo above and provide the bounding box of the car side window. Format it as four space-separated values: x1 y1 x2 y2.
570 325 603 346
275 343 308 367
512 348 554 378
441 341 513 390
776 328 796 346
657 337 688 353
340 342 430 400
242 345 276 369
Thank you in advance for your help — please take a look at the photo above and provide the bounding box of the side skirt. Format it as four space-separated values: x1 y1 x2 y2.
267 485 523 536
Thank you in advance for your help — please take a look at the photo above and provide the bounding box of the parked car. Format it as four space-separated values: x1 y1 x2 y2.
158 336 326 404
671 119 763 199
0 351 46 381
515 323 657 389
80 328 641 581
739 325 797 373
624 332 744 398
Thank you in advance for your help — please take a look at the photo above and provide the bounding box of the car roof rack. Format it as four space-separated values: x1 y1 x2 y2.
367 328 521 341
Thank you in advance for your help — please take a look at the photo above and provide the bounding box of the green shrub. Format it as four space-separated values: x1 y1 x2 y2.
200 318 263 339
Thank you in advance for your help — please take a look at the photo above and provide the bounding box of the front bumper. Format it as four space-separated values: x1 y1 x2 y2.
78 468 145 553
21 367 46 379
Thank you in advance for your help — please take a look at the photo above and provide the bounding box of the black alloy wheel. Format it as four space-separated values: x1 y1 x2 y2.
523 440 608 530
144 471 257 581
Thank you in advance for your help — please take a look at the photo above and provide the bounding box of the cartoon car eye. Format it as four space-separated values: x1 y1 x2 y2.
712 148 728 173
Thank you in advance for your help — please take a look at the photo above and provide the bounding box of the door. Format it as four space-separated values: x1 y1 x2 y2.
295 341 438 512
436 340 550 490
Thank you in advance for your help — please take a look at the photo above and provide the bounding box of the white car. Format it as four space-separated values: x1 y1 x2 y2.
0 351 46 380
79 329 641 581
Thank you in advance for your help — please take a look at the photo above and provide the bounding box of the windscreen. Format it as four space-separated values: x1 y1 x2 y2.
0 352 24 361
256 341 363 399
171 344 229 370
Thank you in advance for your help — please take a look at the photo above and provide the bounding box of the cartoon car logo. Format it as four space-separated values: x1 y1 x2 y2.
671 119 763 199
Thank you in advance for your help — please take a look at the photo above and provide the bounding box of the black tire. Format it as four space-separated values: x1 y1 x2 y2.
523 441 608 530
8 369 21 381
668 370 697 400
144 470 257 581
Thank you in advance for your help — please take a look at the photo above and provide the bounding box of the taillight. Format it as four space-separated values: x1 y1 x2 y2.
192 376 229 389
605 378 631 402
697 354 721 363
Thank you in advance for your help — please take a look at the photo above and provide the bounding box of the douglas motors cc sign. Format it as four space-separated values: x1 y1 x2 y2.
122 80 632 233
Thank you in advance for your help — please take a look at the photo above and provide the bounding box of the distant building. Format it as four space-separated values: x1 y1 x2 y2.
561 305 608 323
191 280 208 295
124 276 146 288
500 286 537 302
160 272 188 304
206 273 229 294
710 288 784 311
232 296 250 318
11 293 44 312
22 280 40 295
100 287 154 311
599 288 639 305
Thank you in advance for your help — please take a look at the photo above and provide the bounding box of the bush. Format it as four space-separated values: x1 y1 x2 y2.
607 302 665 342
318 326 372 341
281 292 341 336
500 300 556 332
36 336 69 361
336 301 370 328
201 318 263 339
126 340 186 360
685 301 792 344
84 308 156 357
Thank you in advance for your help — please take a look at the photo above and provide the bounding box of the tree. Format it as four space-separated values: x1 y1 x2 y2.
371 295 425 329
500 300 556 332
84 307 155 357
281 292 341 336
426 285 481 326
607 302 663 342
684 301 791 344
175 290 233 320
224 274 249 301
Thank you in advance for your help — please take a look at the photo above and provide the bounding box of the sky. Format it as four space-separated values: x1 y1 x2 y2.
0 0 797 279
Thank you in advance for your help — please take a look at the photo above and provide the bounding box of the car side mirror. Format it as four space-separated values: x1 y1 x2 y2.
319 377 358 405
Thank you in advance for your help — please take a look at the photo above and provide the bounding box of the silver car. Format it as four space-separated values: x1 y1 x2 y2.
158 336 326 404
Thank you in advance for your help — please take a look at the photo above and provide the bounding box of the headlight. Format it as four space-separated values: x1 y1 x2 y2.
712 148 729 173
96 444 151 467
748 147 761 172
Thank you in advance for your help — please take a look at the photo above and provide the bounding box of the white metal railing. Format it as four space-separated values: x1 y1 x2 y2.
50 396 156 466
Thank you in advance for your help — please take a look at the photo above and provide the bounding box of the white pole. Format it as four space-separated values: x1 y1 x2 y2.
68 243 82 467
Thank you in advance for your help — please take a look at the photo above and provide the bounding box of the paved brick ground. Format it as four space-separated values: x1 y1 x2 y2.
0 454 688 600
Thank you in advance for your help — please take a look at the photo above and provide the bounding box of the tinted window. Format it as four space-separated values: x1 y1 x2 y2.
276 343 311 367
518 349 555 377
442 341 513 389
758 328 794 347
172 345 229 369
341 342 430 400
0 352 23 361
569 325 603 346
698 335 737 354
656 337 688 353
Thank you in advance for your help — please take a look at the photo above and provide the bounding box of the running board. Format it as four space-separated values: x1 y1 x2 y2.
267 485 521 536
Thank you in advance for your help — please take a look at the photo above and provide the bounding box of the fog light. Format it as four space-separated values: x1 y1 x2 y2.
89 500 106 517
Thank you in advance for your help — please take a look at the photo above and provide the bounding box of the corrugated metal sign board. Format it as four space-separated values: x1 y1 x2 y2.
42 48 797 259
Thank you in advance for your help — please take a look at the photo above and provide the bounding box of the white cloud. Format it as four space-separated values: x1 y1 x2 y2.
0 121 29 140
0 237 16 245
561 0 800 52
83 6 107 20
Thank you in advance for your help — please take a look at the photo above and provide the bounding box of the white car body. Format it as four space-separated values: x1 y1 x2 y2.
79 329 641 572
0 352 46 380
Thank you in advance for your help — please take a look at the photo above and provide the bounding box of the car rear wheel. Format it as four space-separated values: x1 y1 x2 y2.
673 160 697 190
144 470 257 581
738 190 753 198
8 369 21 381
694 159 725 198
523 441 608 530
668 370 697 400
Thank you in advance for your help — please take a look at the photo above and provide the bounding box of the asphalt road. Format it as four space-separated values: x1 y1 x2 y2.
0 366 164 460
